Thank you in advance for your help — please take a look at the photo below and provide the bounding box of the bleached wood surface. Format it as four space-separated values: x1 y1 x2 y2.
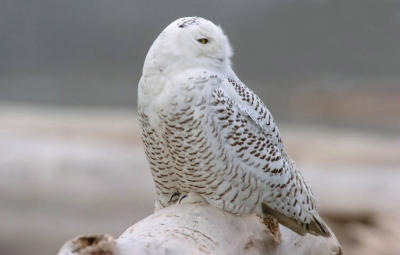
58 193 342 255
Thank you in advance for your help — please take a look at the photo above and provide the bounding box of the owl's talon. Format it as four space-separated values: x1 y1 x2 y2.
178 194 188 203
169 191 181 203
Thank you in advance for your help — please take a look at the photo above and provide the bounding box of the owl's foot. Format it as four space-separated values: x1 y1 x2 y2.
169 192 204 205
178 192 205 205
168 191 190 205
168 191 182 204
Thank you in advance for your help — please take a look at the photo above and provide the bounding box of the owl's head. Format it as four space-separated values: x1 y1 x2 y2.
143 17 233 75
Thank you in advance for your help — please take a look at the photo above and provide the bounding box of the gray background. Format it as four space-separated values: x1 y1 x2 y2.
1 0 399 107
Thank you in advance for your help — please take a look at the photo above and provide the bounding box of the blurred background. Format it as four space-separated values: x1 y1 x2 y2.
1 0 399 254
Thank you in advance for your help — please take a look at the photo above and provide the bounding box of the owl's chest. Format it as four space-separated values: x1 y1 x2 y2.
157 92 209 149
153 94 216 174
140 71 222 169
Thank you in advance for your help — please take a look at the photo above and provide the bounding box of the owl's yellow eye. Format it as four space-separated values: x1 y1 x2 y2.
197 38 209 44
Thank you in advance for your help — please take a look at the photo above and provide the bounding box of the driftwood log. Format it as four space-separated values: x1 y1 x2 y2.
58 193 342 255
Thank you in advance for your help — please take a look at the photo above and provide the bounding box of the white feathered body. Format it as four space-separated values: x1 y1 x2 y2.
138 17 330 237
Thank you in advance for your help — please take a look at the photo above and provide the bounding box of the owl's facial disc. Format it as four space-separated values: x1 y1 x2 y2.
143 17 233 74
174 17 232 65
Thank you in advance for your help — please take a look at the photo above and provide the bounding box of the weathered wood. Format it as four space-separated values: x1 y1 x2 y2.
58 193 342 255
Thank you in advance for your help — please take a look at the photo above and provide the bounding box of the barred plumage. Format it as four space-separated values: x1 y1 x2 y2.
138 17 330 237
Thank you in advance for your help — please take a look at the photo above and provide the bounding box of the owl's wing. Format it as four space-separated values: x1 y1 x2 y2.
221 77 284 150
210 76 330 237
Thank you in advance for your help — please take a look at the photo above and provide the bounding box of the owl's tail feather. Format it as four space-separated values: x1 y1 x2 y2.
261 203 331 238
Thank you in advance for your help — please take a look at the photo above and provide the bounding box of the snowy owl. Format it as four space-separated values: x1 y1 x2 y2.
138 17 330 237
